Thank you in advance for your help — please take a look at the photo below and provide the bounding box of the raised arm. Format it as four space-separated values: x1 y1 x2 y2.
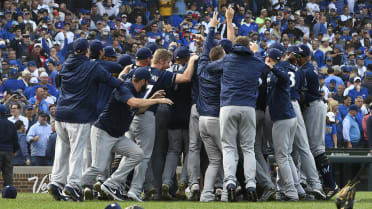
175 55 199 83
226 5 235 42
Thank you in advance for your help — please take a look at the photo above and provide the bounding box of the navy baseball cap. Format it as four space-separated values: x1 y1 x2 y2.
267 48 282 61
89 40 104 56
55 21 64 29
105 203 122 209
349 104 359 112
144 42 158 55
81 19 88 25
219 39 233 54
330 79 336 84
0 104 7 113
287 45 300 53
118 54 133 67
104 46 118 57
73 38 89 53
135 47 152 60
2 186 17 199
298 44 311 57
326 57 333 62
26 104 33 110
269 42 285 53
133 67 154 82
174 47 190 59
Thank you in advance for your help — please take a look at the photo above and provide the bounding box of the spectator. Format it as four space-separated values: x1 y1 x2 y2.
324 67 344 88
343 104 361 148
328 99 343 147
362 71 372 94
348 77 369 102
339 95 352 119
325 112 337 148
356 55 366 78
26 112 52 166
238 14 258 36
28 87 50 115
332 84 345 104
25 104 36 133
0 68 25 93
13 120 30 166
0 103 19 186
8 103 29 130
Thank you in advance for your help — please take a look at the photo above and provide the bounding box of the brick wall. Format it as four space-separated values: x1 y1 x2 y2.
0 167 51 193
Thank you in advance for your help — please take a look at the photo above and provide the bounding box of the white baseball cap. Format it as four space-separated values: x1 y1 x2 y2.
326 112 335 123
30 77 38 84
40 72 48 77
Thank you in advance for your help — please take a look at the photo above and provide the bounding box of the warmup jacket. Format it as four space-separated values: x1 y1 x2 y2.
55 54 122 123
0 117 19 153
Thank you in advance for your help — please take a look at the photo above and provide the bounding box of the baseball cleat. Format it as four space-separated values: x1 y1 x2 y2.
101 183 125 201
63 186 84 202
245 187 258 202
127 191 143 202
226 183 236 202
161 184 172 200
175 182 186 200
48 183 64 201
260 187 276 201
326 184 340 200
84 187 93 200
311 188 326 200
188 184 200 201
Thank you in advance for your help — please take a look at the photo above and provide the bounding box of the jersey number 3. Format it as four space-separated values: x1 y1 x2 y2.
288 72 296 88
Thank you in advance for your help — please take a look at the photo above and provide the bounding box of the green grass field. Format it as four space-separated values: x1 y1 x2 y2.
1 192 372 209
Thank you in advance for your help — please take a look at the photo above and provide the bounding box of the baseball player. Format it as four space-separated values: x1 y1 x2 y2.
48 38 124 202
265 48 299 201
283 46 326 200
297 44 339 199
196 11 225 202
81 68 173 201
121 50 199 201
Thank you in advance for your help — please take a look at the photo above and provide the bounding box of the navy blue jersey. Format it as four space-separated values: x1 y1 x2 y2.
196 26 222 117
95 59 124 119
167 64 192 129
94 82 139 138
267 64 296 121
276 61 304 101
122 67 176 113
216 45 266 108
256 72 268 111
301 62 321 104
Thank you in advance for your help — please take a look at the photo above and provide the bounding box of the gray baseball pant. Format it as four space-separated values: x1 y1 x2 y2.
82 126 144 189
255 110 275 189
272 118 298 199
199 116 223 199
303 100 327 158
291 100 323 191
162 129 189 187
220 106 256 189
188 104 202 186
126 111 156 196
51 121 91 189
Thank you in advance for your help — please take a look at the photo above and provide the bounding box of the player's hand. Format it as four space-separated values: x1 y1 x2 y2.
265 57 274 69
25 159 31 166
158 98 174 105
249 42 259 53
210 11 220 28
226 5 235 21
151 90 166 99
190 54 199 62
119 64 133 78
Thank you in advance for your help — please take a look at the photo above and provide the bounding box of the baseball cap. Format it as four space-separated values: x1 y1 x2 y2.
9 68 18 76
144 42 158 55
269 42 285 53
117 54 133 68
135 47 152 60
287 45 300 53
38 111 48 117
55 21 64 29
354 76 361 82
330 79 336 84
326 57 333 62
349 104 359 112
0 104 7 113
9 60 18 66
121 14 127 18
219 39 233 54
27 61 36 67
81 19 88 25
40 72 48 77
34 43 42 48
357 55 365 60
89 40 104 56
104 46 118 57
73 38 89 53
174 47 190 59
2 186 17 199
326 112 335 123
133 67 154 82
298 44 311 57
105 203 122 209
267 48 282 61
26 104 33 110
30 77 39 84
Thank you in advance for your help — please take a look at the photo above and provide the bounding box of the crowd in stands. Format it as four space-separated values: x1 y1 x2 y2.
0 0 372 167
